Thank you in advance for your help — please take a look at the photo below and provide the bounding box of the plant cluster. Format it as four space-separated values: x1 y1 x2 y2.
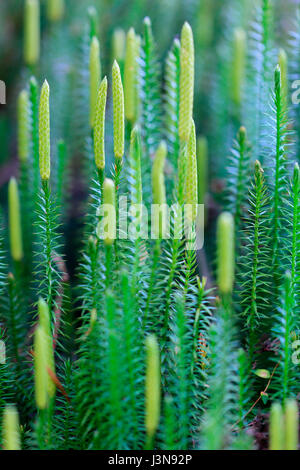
0 0 299 451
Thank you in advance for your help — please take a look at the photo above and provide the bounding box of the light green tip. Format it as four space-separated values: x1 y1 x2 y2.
90 36 101 128
145 335 161 438
38 298 56 398
112 60 125 159
217 212 235 294
34 326 48 410
2 405 21 450
8 178 23 262
47 0 65 22
24 0 40 66
179 22 194 143
269 402 284 450
94 76 108 170
186 120 198 222
39 80 51 181
18 90 30 163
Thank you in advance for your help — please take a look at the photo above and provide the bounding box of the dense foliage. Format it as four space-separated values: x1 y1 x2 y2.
0 0 299 451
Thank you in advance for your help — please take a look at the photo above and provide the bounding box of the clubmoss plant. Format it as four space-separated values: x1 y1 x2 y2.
240 160 271 362
112 60 125 161
1 4 300 452
179 22 194 143
39 81 51 182
112 60 125 196
93 77 108 183
37 80 61 322
124 28 140 125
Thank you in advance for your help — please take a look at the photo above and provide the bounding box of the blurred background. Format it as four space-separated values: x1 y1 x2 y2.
0 0 299 274
0 0 298 168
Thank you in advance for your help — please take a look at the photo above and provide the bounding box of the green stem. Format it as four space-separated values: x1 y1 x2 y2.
42 180 55 324
144 239 161 330
105 244 113 290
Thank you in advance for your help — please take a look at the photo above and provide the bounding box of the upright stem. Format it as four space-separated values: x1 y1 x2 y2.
42 180 55 324
144 239 161 331
105 244 113 290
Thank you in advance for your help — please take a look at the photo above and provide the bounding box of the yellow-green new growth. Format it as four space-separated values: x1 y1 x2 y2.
112 60 125 159
90 36 101 128
94 77 108 170
179 22 194 143
2 405 21 450
152 141 167 239
8 178 23 262
18 90 30 162
217 212 235 294
38 298 56 398
24 0 40 66
284 399 299 450
103 179 116 246
34 326 48 410
39 80 51 180
269 402 284 450
145 335 161 442
186 120 198 222
231 28 246 107
124 28 140 123
47 0 65 22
